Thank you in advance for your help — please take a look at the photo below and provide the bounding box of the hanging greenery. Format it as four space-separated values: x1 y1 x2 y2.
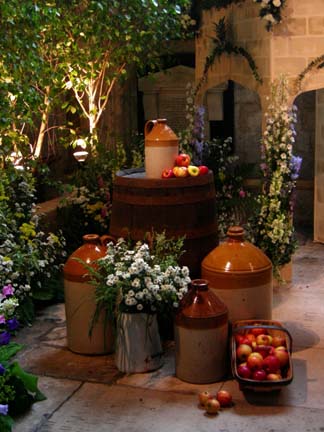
196 17 262 94
295 54 324 91
200 0 244 9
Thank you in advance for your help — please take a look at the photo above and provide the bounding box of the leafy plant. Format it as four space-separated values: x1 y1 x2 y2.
196 17 262 95
0 343 45 432
252 76 302 276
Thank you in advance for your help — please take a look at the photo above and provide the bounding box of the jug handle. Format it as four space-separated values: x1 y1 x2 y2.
144 119 157 137
100 235 116 246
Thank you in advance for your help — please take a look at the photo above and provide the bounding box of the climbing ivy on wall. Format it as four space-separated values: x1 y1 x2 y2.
295 54 324 91
196 17 262 94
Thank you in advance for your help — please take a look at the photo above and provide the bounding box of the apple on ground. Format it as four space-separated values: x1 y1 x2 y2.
198 165 208 175
198 391 211 407
237 362 251 379
175 153 191 167
216 390 232 407
247 352 264 370
256 334 273 346
205 398 220 415
187 165 200 177
161 168 175 179
173 166 189 178
236 344 253 362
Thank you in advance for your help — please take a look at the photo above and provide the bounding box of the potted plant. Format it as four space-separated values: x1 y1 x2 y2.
89 233 191 373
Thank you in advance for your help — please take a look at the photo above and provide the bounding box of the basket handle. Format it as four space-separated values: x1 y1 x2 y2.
232 324 293 354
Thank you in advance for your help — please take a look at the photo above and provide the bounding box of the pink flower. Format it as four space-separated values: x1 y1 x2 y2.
0 315 5 325
2 285 14 297
239 190 246 198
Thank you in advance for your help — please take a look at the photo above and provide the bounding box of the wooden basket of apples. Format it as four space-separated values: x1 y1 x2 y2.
231 320 293 392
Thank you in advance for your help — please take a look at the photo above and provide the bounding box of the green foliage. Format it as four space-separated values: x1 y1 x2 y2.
0 342 46 430
196 17 262 94
0 163 66 322
295 54 324 92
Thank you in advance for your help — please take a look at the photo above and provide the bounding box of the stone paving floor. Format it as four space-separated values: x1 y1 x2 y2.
11 235 324 432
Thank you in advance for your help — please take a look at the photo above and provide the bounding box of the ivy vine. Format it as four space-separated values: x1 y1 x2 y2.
196 17 262 94
200 0 244 9
295 54 324 91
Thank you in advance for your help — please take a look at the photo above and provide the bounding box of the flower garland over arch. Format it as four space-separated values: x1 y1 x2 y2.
200 0 286 31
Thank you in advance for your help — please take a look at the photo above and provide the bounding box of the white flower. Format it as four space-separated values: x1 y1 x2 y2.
272 0 281 6
136 304 143 311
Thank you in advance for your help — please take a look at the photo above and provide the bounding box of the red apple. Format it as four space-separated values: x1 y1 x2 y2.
237 362 251 379
272 335 286 348
245 333 256 344
205 398 220 415
274 347 290 367
198 165 208 175
263 355 281 374
252 369 267 381
254 345 274 359
216 390 232 407
161 168 175 179
247 352 264 370
250 326 267 337
198 391 211 407
172 166 189 178
175 153 191 167
236 344 252 362
235 334 245 345
256 334 273 346
187 165 200 176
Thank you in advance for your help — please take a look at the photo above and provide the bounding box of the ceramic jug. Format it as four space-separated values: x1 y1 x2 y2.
63 234 115 354
144 118 179 178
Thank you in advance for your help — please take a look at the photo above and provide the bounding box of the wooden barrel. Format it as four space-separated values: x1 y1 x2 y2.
109 168 218 278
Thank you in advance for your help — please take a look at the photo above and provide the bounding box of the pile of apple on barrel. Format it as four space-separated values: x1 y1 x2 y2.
161 153 208 178
232 320 293 390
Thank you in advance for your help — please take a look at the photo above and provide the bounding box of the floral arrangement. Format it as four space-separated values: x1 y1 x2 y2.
180 83 255 239
88 233 191 328
200 0 286 31
253 76 301 275
0 164 66 322
0 284 45 432
254 0 286 31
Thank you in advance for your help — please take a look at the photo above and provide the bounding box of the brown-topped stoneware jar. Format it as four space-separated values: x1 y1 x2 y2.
201 226 273 323
63 234 115 354
174 279 228 383
144 118 179 178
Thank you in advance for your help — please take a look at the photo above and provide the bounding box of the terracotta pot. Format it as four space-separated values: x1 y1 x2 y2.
201 226 273 323
174 279 228 383
63 234 115 354
144 118 179 178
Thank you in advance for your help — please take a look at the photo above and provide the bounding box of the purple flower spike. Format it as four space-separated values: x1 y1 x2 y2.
0 404 8 416
2 284 14 297
291 155 302 181
7 317 19 332
0 331 11 346
0 364 6 375
0 315 6 325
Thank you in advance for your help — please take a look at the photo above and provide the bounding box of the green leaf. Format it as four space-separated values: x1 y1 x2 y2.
9 362 46 402
0 414 14 432
0 343 23 362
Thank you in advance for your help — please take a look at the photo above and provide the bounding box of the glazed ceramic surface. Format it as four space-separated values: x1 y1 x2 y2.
144 118 179 178
175 279 228 383
63 234 114 354
201 226 273 323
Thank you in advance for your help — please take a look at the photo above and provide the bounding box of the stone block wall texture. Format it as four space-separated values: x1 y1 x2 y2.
196 0 324 104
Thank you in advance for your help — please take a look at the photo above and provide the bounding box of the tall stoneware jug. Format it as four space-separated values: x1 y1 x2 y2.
201 226 273 323
63 234 115 354
144 118 179 178
175 279 229 384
